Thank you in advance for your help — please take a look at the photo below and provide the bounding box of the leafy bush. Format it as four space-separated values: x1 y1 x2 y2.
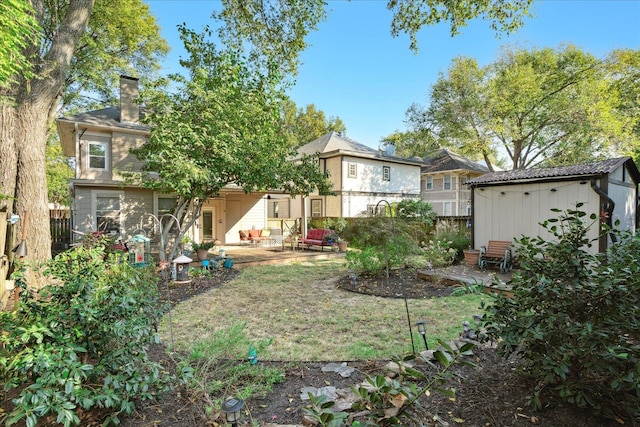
418 239 457 267
431 219 470 259
0 247 175 427
483 205 640 421
396 199 437 224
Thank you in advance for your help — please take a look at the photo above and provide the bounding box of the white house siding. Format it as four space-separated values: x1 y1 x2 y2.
473 181 600 254
341 156 420 194
78 132 112 181
225 193 267 243
111 131 146 179
608 165 637 231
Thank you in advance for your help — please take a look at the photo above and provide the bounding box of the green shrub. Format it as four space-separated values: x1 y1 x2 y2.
0 247 175 427
483 205 640 421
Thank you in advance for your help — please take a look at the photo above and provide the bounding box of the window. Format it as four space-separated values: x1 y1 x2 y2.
157 196 178 233
96 195 121 234
311 199 322 217
382 166 390 181
88 141 108 170
443 202 452 216
367 204 385 216
460 175 467 186
425 176 433 190
348 162 357 178
444 174 451 190
424 175 433 190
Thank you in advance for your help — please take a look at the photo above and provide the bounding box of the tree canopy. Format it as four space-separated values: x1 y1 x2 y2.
396 45 638 171
133 26 331 261
0 0 40 92
281 99 346 147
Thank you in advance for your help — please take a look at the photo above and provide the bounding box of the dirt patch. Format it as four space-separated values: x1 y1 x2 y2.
118 267 628 427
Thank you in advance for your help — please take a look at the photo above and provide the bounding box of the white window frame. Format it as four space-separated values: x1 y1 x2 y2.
91 190 123 236
382 166 390 181
311 199 322 217
348 162 357 178
425 176 433 190
443 201 452 216
444 174 452 190
87 140 109 170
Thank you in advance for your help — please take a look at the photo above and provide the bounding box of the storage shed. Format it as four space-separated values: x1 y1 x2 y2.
467 157 639 254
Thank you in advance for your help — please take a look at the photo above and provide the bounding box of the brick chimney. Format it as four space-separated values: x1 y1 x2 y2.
119 75 139 123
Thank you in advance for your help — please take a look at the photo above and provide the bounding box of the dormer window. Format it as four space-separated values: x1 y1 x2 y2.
88 141 108 170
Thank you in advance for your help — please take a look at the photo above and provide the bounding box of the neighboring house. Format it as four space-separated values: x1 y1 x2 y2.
274 132 422 222
420 149 488 217
466 157 639 254
56 76 270 246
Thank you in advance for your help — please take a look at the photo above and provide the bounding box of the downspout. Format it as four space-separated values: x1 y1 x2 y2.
590 177 617 250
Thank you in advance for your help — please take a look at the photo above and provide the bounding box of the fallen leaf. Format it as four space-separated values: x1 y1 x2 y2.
453 417 465 423
391 393 408 408
530 416 539 424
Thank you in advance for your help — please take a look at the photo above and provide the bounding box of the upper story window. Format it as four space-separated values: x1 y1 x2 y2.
382 166 390 181
88 141 108 170
425 176 433 190
460 175 468 187
348 162 357 178
444 174 452 190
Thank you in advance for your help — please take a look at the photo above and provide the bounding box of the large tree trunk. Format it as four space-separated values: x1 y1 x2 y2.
0 0 94 267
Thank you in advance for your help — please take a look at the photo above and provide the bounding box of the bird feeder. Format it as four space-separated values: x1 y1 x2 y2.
172 254 192 284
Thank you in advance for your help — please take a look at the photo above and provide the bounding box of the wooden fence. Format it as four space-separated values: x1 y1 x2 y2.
50 217 71 255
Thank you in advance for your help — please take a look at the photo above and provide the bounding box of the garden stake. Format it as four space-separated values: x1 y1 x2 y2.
375 200 416 355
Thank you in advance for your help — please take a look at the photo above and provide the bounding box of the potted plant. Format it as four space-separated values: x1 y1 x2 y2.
463 247 480 266
192 241 214 261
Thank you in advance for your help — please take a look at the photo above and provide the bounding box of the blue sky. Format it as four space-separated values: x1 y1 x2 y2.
147 0 640 149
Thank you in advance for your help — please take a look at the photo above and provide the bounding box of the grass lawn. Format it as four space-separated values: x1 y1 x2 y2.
159 259 489 361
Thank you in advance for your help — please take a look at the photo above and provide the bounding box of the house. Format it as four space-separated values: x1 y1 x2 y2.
466 157 639 254
56 76 270 246
273 132 422 223
420 149 488 217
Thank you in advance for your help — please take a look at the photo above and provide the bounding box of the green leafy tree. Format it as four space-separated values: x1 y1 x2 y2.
281 99 346 147
606 49 640 165
405 46 634 171
132 26 331 262
46 134 73 211
380 129 439 158
0 0 167 264
0 0 40 91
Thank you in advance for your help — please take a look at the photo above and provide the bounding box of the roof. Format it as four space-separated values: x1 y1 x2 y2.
421 149 489 174
467 157 640 186
57 106 150 157
297 131 423 166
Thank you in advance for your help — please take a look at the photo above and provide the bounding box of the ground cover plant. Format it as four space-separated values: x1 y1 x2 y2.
484 206 640 422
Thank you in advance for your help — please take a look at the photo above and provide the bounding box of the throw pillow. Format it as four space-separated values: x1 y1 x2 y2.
261 228 271 237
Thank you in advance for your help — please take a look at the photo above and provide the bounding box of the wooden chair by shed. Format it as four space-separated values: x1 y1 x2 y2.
479 240 513 273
